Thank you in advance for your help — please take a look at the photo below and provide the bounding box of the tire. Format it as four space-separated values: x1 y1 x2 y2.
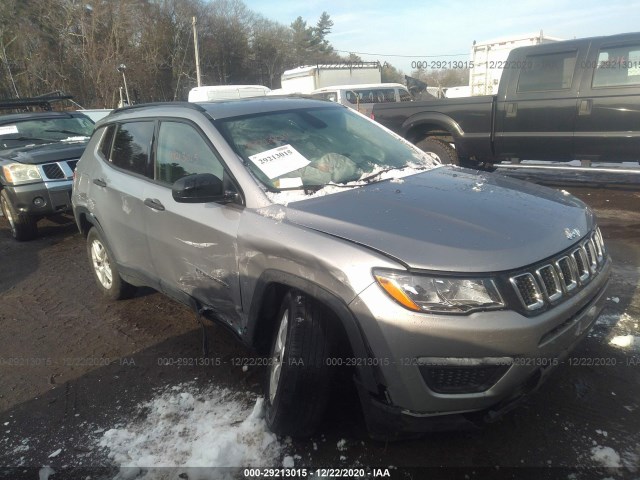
0 189 38 241
265 290 333 437
86 227 136 300
416 137 459 165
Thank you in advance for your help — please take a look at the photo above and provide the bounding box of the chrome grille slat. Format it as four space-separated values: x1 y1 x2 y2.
572 247 590 282
555 256 578 292
536 265 562 301
510 273 544 311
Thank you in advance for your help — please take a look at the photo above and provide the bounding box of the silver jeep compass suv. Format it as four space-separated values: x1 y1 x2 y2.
72 98 611 439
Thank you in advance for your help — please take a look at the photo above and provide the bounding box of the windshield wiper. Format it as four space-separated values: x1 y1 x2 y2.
0 136 52 144
360 165 429 184
44 129 90 136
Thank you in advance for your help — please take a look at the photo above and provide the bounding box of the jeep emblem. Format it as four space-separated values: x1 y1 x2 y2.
564 228 581 240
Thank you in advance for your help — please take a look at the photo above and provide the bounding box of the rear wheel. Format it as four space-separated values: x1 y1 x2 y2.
416 137 459 165
265 290 333 437
0 189 38 241
86 227 136 300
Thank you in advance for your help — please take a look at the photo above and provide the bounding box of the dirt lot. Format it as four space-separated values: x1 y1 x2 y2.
0 169 638 480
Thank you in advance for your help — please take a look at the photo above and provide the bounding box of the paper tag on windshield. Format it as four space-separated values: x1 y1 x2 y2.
277 177 303 188
249 144 310 179
0 125 19 136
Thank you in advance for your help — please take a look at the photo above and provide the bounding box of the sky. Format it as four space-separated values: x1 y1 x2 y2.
244 0 640 74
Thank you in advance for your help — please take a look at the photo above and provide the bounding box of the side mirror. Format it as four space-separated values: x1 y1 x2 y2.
172 173 227 203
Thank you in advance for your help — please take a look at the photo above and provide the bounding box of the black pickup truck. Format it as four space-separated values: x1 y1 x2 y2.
371 32 640 167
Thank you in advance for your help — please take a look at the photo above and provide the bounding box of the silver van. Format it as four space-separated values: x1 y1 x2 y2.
311 83 412 116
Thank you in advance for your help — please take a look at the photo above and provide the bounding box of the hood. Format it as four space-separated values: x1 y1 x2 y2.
0 141 88 165
285 166 595 273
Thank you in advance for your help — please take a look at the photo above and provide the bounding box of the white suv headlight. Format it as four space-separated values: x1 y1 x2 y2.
373 269 504 314
3 163 42 185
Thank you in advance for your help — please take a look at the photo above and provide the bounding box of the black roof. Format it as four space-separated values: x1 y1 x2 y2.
105 96 339 123
200 96 337 120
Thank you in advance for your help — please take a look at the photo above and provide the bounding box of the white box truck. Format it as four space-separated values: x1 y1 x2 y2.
188 85 271 102
469 32 562 96
280 63 382 94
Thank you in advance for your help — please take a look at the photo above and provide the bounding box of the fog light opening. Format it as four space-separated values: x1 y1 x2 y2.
33 197 46 208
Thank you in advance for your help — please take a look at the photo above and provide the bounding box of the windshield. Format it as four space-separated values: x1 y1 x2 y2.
217 106 437 191
0 116 94 151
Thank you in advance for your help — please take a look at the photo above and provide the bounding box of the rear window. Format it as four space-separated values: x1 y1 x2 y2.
517 50 577 92
110 121 154 176
592 43 640 88
345 89 397 104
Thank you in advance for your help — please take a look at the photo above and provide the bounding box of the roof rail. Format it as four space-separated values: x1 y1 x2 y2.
112 101 206 115
0 91 74 112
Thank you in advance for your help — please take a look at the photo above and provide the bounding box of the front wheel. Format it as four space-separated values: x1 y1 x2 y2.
0 189 38 241
86 227 136 300
416 137 459 165
265 290 333 437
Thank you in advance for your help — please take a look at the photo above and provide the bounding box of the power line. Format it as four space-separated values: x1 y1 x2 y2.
334 49 469 58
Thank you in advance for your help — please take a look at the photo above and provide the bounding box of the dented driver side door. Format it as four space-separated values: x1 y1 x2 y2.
142 119 243 331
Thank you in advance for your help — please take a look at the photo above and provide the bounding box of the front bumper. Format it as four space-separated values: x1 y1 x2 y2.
349 257 611 437
3 180 73 217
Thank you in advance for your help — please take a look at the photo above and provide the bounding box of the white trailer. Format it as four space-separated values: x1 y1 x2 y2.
280 63 382 94
469 32 563 96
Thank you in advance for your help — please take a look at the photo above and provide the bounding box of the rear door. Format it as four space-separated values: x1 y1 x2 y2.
495 43 586 161
573 37 640 162
142 119 244 329
89 121 156 285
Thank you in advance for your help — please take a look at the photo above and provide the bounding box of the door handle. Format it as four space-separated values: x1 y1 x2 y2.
144 198 165 211
506 102 518 118
578 99 592 116
93 178 106 187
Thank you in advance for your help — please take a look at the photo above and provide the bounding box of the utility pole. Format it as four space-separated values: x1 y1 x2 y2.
192 16 202 87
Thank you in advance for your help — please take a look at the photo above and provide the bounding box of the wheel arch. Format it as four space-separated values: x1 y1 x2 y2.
246 269 380 393
402 112 463 146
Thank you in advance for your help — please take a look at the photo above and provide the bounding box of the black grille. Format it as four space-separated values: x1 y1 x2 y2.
42 163 64 179
420 365 510 394
66 160 78 171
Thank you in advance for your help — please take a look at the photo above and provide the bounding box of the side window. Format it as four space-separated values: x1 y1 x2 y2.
98 125 115 160
378 89 396 102
155 121 225 185
399 90 413 102
517 50 578 92
110 121 154 176
592 43 640 87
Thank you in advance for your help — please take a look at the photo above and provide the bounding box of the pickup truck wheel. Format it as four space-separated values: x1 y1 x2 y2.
416 137 459 165
0 190 38 241
86 227 136 300
265 290 333 437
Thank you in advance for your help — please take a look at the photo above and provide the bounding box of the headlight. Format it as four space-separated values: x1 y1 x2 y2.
373 269 504 314
3 163 42 185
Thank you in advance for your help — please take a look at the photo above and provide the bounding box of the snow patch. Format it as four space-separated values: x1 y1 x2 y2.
38 466 55 480
98 384 282 477
48 448 62 458
591 446 622 468
265 165 431 206
610 335 640 350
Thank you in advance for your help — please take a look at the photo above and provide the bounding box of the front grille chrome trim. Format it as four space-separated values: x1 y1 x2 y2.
509 228 607 313
510 273 545 311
